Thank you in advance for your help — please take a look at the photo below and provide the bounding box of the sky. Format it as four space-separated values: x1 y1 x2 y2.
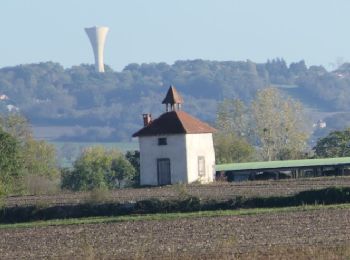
1 0 350 71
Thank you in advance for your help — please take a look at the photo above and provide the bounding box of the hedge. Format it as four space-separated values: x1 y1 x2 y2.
1 187 350 223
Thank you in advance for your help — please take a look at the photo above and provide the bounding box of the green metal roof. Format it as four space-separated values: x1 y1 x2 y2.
215 157 350 172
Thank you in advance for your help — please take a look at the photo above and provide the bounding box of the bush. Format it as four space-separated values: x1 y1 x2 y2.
23 175 60 195
61 146 136 191
295 187 350 205
86 187 110 204
135 196 200 213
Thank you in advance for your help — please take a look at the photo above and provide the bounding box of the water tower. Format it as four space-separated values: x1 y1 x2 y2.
85 26 109 73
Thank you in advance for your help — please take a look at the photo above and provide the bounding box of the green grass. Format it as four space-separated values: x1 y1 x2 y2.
2 203 350 230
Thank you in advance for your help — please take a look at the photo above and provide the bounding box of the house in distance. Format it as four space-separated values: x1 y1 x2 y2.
132 86 216 186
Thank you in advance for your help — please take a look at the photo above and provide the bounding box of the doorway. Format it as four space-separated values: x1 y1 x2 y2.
157 158 171 185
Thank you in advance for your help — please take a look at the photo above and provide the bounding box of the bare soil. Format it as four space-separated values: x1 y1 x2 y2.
5 176 350 207
0 207 350 259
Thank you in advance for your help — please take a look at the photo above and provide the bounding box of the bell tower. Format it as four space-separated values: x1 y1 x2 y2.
162 85 184 112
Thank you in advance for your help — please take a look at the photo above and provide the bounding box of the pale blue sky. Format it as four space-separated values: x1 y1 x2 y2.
1 0 350 70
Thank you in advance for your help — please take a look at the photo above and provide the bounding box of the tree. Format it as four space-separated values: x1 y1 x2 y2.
0 113 59 193
108 157 136 188
313 128 350 158
252 88 309 161
216 99 252 139
126 150 140 186
61 146 136 191
215 99 255 163
0 114 31 142
214 133 255 164
0 128 21 195
0 113 59 195
21 139 59 178
0 113 59 178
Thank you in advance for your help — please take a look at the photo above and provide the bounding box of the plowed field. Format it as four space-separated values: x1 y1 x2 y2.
5 176 350 207
0 207 350 259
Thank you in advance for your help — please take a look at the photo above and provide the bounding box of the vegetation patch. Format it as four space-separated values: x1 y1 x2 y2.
2 203 350 229
1 187 350 224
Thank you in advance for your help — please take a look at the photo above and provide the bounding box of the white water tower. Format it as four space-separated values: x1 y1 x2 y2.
85 26 109 72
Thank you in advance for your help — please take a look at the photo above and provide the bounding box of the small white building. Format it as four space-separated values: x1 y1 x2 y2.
133 86 216 186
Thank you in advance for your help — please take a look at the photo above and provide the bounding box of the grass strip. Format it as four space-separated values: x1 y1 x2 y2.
2 187 350 223
1 203 350 229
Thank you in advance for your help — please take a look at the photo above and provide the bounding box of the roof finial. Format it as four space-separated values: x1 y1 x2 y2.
162 85 184 112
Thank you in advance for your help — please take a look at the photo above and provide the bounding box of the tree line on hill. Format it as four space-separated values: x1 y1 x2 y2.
1 59 350 141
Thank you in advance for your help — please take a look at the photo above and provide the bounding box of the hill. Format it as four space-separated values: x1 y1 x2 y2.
1 59 350 142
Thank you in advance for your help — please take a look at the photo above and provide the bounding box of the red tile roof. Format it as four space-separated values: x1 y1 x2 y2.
132 111 216 137
162 86 184 104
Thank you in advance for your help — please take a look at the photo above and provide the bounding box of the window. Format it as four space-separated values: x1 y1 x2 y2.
198 156 205 177
158 137 167 145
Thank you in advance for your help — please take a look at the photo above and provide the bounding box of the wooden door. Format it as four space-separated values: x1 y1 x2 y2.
157 158 171 185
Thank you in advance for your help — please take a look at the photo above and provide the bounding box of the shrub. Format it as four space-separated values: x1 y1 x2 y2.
61 146 136 191
295 187 350 205
23 175 60 195
135 196 201 213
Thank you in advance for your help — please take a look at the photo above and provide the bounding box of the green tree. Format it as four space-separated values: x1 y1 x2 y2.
61 146 135 191
0 128 21 195
0 113 59 194
215 99 255 163
252 88 309 161
126 150 140 186
22 139 59 178
214 133 255 164
216 99 250 137
313 128 350 158
108 157 136 188
0 114 31 142
0 113 59 178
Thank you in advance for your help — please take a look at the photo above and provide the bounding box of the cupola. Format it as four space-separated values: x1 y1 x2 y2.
162 85 184 112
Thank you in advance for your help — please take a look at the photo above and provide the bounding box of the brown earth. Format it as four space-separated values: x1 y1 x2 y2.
0 207 350 259
5 176 350 207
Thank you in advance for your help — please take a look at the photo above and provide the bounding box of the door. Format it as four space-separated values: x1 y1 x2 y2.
157 158 171 185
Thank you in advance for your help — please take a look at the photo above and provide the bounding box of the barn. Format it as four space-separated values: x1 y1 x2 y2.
132 86 216 186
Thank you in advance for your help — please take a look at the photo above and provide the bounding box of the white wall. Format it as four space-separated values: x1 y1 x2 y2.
139 134 188 185
185 133 215 183
138 133 215 185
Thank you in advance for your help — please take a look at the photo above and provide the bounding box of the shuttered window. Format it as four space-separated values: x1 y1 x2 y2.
198 156 205 177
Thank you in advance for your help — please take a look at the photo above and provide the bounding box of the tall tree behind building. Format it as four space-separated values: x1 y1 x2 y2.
215 99 255 163
252 88 309 161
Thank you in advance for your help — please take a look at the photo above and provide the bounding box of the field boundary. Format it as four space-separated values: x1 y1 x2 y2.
1 203 350 229
1 187 350 224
